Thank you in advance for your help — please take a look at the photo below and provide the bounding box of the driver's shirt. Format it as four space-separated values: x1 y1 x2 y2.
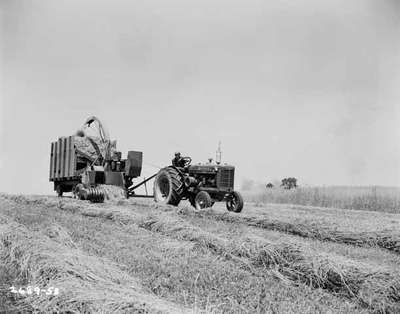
172 157 186 167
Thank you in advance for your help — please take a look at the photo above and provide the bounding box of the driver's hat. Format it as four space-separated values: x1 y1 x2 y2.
174 151 181 156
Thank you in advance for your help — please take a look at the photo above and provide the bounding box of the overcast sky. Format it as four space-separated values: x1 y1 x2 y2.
1 0 400 194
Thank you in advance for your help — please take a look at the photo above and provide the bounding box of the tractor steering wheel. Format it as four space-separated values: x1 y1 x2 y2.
182 157 192 166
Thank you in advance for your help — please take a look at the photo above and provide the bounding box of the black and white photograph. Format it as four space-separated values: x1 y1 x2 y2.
1 0 400 313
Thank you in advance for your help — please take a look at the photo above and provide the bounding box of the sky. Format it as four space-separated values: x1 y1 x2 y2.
1 0 400 194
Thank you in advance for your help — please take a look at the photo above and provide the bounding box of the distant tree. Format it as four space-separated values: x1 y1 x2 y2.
281 177 297 189
266 183 274 189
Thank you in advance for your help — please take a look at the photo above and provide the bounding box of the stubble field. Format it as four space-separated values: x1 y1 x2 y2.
1 192 400 313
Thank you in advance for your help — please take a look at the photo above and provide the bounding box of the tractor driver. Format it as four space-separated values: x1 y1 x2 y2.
172 152 187 168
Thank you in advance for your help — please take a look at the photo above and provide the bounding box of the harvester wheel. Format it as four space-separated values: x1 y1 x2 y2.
226 191 244 213
188 194 196 208
73 184 80 199
153 167 185 206
194 191 212 210
56 185 63 197
75 184 87 200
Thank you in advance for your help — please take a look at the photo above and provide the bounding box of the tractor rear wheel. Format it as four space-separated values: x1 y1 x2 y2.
153 167 185 206
194 191 212 210
226 191 244 213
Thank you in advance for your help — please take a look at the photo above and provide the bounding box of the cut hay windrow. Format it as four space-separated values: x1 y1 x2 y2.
41 223 77 249
97 184 127 202
185 208 400 254
0 215 186 314
137 213 400 313
3 194 400 312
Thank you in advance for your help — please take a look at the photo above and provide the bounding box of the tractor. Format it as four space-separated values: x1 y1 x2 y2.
50 116 243 210
153 157 244 212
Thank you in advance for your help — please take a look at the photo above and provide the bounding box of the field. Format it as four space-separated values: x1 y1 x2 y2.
245 186 400 213
1 193 400 313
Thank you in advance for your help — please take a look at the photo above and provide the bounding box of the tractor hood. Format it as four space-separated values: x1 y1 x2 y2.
188 164 235 174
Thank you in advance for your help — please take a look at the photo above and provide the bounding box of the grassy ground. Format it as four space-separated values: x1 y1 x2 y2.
245 186 400 213
192 202 400 254
1 194 399 313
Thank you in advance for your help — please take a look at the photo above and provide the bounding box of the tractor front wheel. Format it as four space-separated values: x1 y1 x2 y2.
194 191 212 210
226 191 244 213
